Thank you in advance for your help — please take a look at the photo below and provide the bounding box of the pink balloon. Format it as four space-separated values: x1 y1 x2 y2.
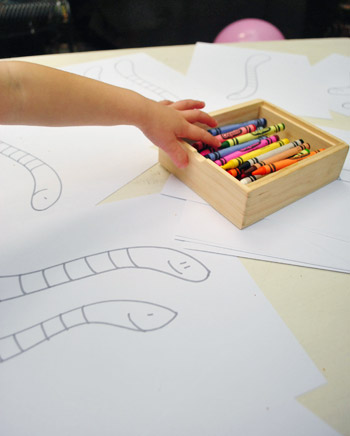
214 18 285 43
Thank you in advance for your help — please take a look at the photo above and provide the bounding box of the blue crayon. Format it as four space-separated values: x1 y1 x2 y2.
208 118 266 136
205 136 269 161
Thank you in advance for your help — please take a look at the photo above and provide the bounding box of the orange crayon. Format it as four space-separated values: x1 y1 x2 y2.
244 143 311 176
252 148 325 176
227 166 247 178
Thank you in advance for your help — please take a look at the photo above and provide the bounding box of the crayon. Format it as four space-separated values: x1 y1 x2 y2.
200 147 217 156
221 136 290 171
227 139 305 176
192 141 218 152
195 125 259 152
219 137 289 163
251 149 325 176
215 136 282 166
205 136 269 161
216 124 257 142
220 123 285 148
208 118 266 135
240 174 264 185
227 166 249 179
243 142 309 176
214 136 279 165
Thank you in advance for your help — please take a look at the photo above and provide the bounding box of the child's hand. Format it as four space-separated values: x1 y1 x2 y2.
140 99 221 168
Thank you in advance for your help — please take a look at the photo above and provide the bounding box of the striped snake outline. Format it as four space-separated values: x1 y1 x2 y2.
0 246 210 302
0 140 62 211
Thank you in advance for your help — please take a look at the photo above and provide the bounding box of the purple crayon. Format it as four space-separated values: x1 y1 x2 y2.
208 118 266 136
214 136 279 166
205 136 270 161
215 136 282 165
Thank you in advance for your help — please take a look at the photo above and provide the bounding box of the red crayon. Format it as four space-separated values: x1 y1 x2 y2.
195 124 258 150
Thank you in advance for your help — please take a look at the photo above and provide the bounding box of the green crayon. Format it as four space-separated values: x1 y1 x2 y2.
220 123 285 148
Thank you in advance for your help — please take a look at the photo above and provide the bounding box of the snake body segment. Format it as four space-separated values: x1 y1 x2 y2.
0 300 177 363
0 140 62 211
0 246 210 302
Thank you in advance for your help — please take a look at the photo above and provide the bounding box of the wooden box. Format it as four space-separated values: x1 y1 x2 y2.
158 99 349 229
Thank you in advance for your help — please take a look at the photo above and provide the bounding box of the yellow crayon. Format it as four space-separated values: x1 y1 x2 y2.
220 123 285 148
221 138 290 170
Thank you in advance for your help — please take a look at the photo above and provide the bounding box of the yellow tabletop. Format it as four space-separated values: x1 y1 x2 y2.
11 38 350 435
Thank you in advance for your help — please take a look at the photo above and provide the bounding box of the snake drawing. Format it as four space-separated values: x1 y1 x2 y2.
227 54 271 100
0 246 210 302
114 59 179 101
0 300 177 363
0 140 62 211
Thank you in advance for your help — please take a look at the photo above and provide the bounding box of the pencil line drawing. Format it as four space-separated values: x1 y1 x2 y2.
84 65 103 81
114 59 179 101
227 54 271 100
0 246 210 302
0 140 62 211
0 300 177 363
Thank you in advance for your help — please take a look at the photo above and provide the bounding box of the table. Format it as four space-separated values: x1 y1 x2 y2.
12 38 350 435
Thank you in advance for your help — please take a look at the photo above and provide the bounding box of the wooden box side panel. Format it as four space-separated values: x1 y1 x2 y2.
159 146 249 229
241 145 348 227
159 99 349 229
259 102 346 151
209 100 262 127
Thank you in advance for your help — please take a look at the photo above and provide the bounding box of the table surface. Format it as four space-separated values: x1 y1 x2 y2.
10 38 350 435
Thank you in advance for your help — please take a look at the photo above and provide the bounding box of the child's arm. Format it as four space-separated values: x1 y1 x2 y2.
0 61 220 168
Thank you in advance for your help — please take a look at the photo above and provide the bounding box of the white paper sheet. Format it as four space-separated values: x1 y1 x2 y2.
63 52 206 103
0 195 332 435
313 54 350 117
152 395 340 436
162 176 350 273
0 123 157 220
186 42 331 118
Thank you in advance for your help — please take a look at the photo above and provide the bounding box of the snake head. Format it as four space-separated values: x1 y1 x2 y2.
127 246 210 282
84 300 178 332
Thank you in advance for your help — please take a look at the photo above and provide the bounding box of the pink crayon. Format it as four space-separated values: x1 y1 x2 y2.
200 147 217 156
216 124 257 142
214 135 280 166
193 124 257 150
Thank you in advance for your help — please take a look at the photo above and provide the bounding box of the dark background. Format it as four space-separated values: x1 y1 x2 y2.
0 0 349 58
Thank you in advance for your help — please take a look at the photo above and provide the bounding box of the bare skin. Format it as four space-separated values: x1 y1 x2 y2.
0 61 220 168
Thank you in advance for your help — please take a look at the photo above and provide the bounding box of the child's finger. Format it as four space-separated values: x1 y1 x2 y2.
170 100 206 110
182 109 218 127
183 124 221 149
163 139 189 168
158 100 174 106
